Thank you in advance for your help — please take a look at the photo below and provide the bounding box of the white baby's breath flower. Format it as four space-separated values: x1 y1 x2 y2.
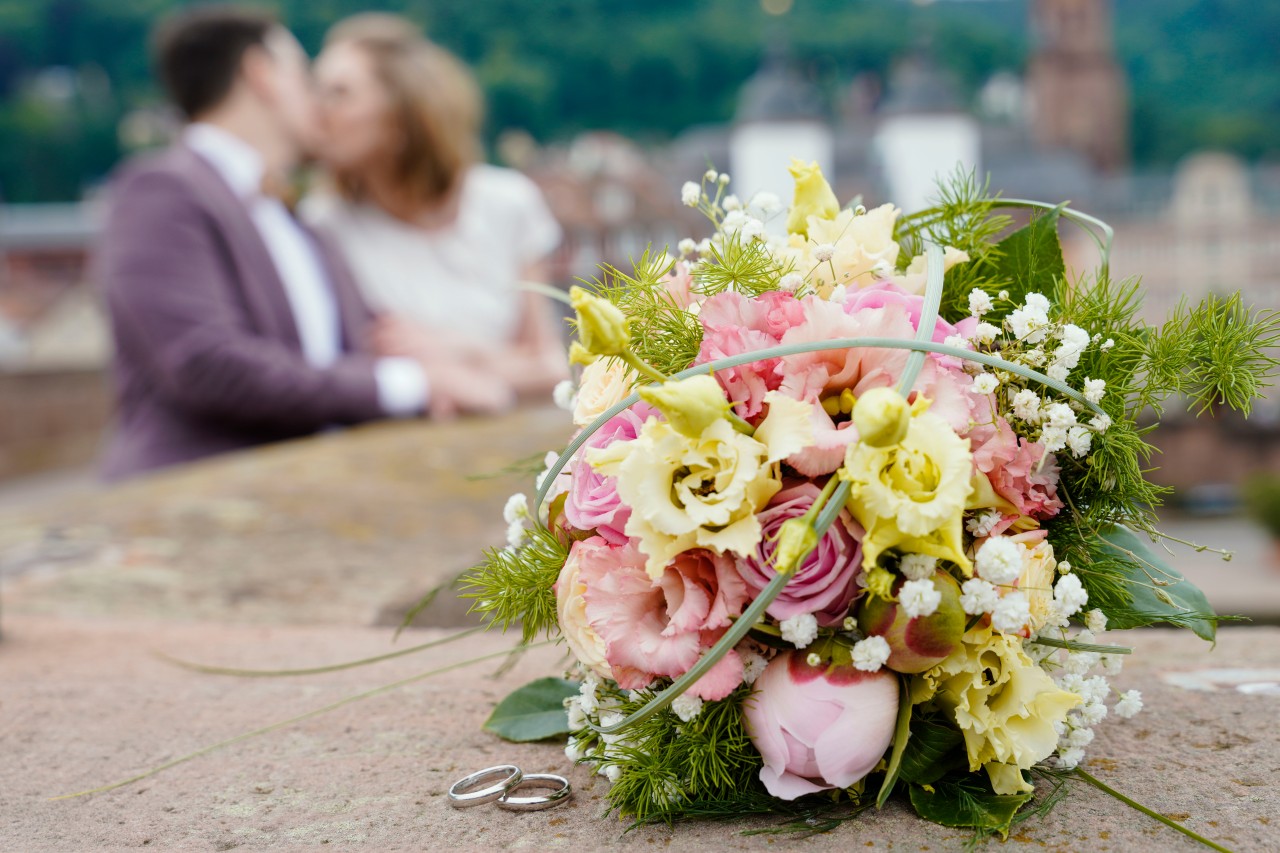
603 765 622 782
1066 425 1093 458
976 537 1023 585
1102 654 1124 676
1011 389 1043 423
899 553 938 581
943 334 971 352
899 578 942 618
721 210 749 233
681 181 700 207
671 694 704 722
1057 747 1085 770
851 635 891 671
966 509 1002 538
503 493 529 524
992 591 1031 634
696 238 712 254
842 616 857 632
677 237 697 256
717 172 731 185
973 322 1001 345
780 613 819 648
1040 424 1068 453
1114 689 1143 719
1065 727 1095 751
812 243 836 263
968 288 994 317
1057 560 1072 573
998 290 1010 300
1078 701 1108 726
1025 293 1050 312
1053 573 1089 619
506 519 528 549
741 650 769 685
739 217 767 242
1090 413 1112 433
722 194 741 212
1100 338 1115 350
1045 402 1077 428
972 373 999 395
960 578 1000 615
1085 609 1108 633
553 379 576 411
806 652 821 666
1008 299 1050 344
1047 364 1069 382
565 736 585 762
1083 378 1106 405
703 169 719 183
751 191 781 214
778 272 804 292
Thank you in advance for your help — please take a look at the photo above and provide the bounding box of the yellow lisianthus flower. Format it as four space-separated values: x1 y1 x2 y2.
794 204 902 297
638 374 733 439
588 392 813 579
785 158 840 238
841 409 974 574
852 386 911 448
912 626 1082 795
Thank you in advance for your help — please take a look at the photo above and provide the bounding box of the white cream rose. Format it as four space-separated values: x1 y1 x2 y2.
573 358 636 427
554 542 611 679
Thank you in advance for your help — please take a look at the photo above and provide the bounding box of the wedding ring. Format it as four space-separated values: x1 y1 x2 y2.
496 773 572 811
447 765 523 808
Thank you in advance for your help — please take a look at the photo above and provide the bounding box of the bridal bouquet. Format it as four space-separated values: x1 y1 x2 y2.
463 160 1275 839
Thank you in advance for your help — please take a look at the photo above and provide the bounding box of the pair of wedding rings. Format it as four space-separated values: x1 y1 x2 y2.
447 764 572 811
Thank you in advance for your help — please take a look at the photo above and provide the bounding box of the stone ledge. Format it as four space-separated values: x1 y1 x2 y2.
3 615 1274 852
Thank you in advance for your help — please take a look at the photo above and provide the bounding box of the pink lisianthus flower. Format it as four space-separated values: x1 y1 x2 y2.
563 403 656 544
739 481 864 626
576 537 750 700
970 416 1064 523
843 282 973 372
744 651 899 800
696 291 807 419
775 297 976 476
663 260 699 310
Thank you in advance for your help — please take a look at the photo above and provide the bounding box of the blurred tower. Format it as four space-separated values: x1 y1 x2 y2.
873 43 981 215
1026 0 1128 172
730 45 833 211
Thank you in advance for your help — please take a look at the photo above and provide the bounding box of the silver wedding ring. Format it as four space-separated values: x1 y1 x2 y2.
496 773 572 811
447 764 523 808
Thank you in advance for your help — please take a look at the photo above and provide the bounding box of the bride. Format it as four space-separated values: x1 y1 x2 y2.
304 14 568 405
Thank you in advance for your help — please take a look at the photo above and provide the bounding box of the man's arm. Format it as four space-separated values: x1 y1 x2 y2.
100 167 390 431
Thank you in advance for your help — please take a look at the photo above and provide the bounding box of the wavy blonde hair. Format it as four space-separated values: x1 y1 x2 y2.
325 14 483 208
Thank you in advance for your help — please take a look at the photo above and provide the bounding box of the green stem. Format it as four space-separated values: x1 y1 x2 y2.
1072 768 1234 853
590 479 852 737
53 641 551 800
155 626 486 677
621 349 670 385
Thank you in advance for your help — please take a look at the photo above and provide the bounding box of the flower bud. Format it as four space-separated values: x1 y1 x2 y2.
570 286 631 358
771 517 821 577
637 374 732 438
785 158 840 238
852 386 910 448
568 341 597 366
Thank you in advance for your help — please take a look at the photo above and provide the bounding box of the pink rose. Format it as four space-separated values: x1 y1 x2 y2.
563 403 655 543
970 416 1064 523
739 481 864 626
577 537 750 700
744 651 899 800
775 297 975 476
696 291 806 419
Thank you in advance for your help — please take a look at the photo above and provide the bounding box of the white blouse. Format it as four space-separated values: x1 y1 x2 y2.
304 165 562 343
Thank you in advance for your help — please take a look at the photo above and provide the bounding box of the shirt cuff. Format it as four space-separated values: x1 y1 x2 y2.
374 357 429 417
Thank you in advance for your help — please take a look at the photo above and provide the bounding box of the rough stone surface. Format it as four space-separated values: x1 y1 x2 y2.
2 617 1276 852
1 409 1278 851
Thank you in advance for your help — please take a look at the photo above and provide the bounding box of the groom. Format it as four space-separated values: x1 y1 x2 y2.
96 6 502 480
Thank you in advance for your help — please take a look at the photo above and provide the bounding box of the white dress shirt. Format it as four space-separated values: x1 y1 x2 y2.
184 123 427 415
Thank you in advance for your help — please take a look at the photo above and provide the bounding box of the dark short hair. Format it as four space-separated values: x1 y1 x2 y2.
153 5 278 119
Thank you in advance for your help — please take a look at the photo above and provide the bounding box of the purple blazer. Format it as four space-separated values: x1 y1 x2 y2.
95 145 388 480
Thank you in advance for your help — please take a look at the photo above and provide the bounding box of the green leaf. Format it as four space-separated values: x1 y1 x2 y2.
897 716 966 786
908 778 1033 838
984 207 1065 314
483 677 580 742
1094 524 1219 641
